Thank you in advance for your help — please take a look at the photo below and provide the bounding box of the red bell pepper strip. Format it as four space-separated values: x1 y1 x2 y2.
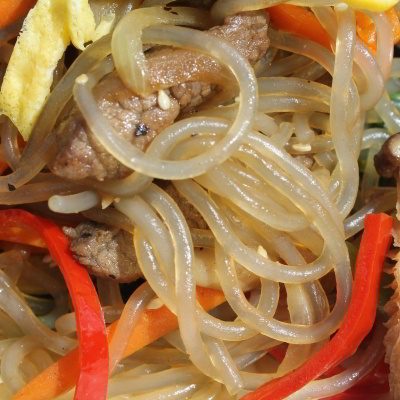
14 286 225 400
242 213 393 400
0 209 108 400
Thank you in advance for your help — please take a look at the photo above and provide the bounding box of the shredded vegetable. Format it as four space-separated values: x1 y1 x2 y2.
242 213 393 400
0 0 95 139
0 209 109 400
268 5 332 49
13 286 225 400
0 0 36 29
268 5 400 53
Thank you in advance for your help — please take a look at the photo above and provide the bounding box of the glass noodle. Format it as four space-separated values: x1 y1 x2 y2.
0 1 396 399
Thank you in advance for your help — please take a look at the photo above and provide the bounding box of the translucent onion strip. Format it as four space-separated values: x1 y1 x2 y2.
112 6 210 95
74 24 257 179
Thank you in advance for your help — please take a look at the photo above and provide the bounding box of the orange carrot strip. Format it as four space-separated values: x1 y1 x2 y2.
0 0 36 29
356 9 400 52
268 5 400 54
268 5 332 49
356 11 377 51
13 286 226 400
387 8 400 44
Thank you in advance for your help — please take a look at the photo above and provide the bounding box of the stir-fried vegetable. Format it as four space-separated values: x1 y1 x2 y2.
0 211 47 248
346 0 399 12
268 5 332 49
242 213 393 400
326 358 389 399
13 286 225 400
268 5 400 53
0 0 95 140
356 8 400 52
0 0 36 29
0 209 108 400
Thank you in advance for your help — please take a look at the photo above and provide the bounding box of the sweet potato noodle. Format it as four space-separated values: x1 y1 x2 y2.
0 0 397 399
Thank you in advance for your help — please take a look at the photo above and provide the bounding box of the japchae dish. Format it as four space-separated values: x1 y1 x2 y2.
0 0 400 399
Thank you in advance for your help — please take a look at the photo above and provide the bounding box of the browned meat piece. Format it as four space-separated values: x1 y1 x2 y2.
171 82 215 112
64 222 141 282
374 133 400 178
52 88 180 181
144 11 270 89
50 11 270 181
65 181 207 282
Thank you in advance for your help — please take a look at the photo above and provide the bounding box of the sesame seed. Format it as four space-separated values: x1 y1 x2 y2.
158 90 171 110
292 143 312 152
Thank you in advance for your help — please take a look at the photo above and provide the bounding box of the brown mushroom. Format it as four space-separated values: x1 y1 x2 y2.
374 133 400 178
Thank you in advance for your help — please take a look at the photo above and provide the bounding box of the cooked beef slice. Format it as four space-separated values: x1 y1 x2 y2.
65 179 208 282
50 11 270 181
64 222 140 282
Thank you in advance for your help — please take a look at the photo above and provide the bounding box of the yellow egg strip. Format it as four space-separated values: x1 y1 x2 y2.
346 0 399 12
68 0 95 50
0 0 95 140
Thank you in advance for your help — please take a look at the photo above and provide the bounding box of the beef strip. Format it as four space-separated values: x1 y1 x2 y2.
64 222 140 283
65 181 207 282
50 11 270 181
